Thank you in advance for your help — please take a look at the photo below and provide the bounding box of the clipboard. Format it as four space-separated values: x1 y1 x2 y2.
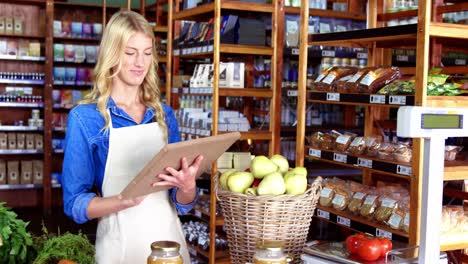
120 132 241 199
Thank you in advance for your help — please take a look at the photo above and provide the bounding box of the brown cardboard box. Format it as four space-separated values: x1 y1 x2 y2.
25 134 35 150
0 160 6 184
20 160 32 184
16 133 25 149
35 134 43 150
33 160 43 184
7 161 19 185
0 133 7 149
7 133 16 149
5 17 13 34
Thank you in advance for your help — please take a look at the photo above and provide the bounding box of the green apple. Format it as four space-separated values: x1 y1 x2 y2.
219 169 237 190
257 172 286 195
284 174 308 195
244 187 257 196
227 171 254 193
270 154 289 174
251 155 278 179
291 166 307 177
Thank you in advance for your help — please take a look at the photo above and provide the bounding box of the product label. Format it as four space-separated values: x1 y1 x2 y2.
363 195 377 205
381 198 397 208
337 216 351 227
404 213 410 226
347 73 362 83
388 213 403 229
309 148 321 158
322 73 337 85
376 228 392 239
322 50 335 57
326 93 340 101
350 137 363 147
357 53 368 59
332 194 345 207
317 209 330 220
357 158 372 168
333 153 347 163
397 165 412 176
370 94 386 104
291 48 299 55
353 192 366 200
315 73 326 83
359 73 376 86
286 20 299 33
287 90 298 97
389 95 407 105
336 135 351 145
320 188 333 198
396 55 409 62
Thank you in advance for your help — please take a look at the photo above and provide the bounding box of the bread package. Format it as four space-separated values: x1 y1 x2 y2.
394 143 412 163
315 67 358 92
360 194 379 219
348 191 367 214
331 188 351 211
356 67 401 94
334 132 357 152
342 67 374 93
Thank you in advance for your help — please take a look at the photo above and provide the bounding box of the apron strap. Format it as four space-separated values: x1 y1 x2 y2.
107 109 114 129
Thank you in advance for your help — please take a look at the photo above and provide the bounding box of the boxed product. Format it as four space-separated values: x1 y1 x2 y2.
65 67 76 85
7 161 20 185
219 62 228 87
72 90 83 104
71 22 83 38
93 23 102 38
0 160 6 184
64 44 75 62
86 68 93 85
285 15 300 48
85 45 97 63
74 45 85 63
29 42 41 57
61 89 73 106
25 134 35 150
5 17 13 34
82 23 92 38
225 62 245 88
32 160 43 184
0 40 6 55
53 43 65 61
53 67 65 85
0 133 7 149
20 160 33 184
52 89 61 105
7 40 18 56
18 41 29 57
53 20 62 37
0 16 5 33
35 134 43 150
76 67 87 86
62 21 72 37
16 133 25 149
7 133 16 149
14 17 23 35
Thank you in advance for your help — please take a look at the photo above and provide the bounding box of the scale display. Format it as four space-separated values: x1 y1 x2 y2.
421 114 463 129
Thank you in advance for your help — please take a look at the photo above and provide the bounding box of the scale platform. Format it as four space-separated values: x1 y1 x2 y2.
302 241 447 264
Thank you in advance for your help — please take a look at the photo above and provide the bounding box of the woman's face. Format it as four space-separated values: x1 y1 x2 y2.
115 31 153 88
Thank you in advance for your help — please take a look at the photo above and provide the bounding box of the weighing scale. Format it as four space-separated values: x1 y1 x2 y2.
302 106 467 263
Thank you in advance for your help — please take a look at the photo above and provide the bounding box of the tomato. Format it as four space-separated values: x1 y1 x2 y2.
357 238 381 261
378 238 393 258
345 234 365 254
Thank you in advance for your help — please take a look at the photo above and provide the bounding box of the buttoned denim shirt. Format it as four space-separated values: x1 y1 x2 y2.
62 98 198 224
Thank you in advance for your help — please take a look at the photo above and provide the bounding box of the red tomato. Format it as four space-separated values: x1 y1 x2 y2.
357 238 381 261
378 238 393 258
345 234 365 254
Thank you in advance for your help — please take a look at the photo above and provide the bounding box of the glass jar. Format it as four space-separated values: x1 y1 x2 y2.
147 241 183 264
253 240 291 264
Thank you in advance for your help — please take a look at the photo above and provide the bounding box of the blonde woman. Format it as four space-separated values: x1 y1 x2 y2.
61 11 201 263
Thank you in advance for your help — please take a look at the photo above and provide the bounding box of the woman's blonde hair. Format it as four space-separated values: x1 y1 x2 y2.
80 10 167 141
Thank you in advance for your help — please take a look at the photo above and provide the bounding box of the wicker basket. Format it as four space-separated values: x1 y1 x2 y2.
215 174 322 264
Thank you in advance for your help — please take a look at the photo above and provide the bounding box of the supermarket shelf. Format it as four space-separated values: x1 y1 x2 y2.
306 146 413 179
315 205 409 240
0 102 44 108
444 159 468 181
157 56 167 63
430 22 468 40
438 2 468 14
53 36 100 43
426 96 468 108
0 55 45 62
237 130 272 140
307 91 414 107
0 79 44 85
173 44 273 57
0 126 43 131
172 87 273 98
154 25 168 33
377 10 418 21
399 66 468 76
0 184 43 190
173 2 273 21
284 47 368 59
440 236 468 251
0 33 45 39
0 149 43 155
285 7 366 21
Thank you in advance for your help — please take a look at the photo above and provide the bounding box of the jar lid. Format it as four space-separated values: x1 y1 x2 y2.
256 240 284 252
150 241 181 252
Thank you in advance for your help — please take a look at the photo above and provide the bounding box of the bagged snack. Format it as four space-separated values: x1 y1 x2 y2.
347 137 365 155
310 131 324 148
348 190 367 214
377 142 396 161
366 138 382 157
360 193 379 219
375 195 398 223
445 145 463 161
319 179 336 207
356 67 401 94
393 143 412 163
332 188 351 211
310 67 333 91
334 132 357 152
321 130 342 150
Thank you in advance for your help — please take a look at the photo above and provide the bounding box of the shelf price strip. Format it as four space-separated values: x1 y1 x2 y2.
287 90 298 97
322 50 336 57
291 48 300 55
370 94 386 104
337 216 351 227
333 153 347 163
376 228 392 240
309 148 321 158
455 59 466 66
357 53 368 59
389 95 407 105
357 157 372 168
326 93 340 102
317 209 330 220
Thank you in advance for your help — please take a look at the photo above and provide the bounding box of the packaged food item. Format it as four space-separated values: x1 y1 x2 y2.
445 145 463 161
334 132 357 152
319 178 345 207
347 137 365 155
366 138 382 157
310 67 333 91
377 142 396 161
253 240 289 264
375 195 398 223
393 143 412 163
348 190 367 214
147 241 183 264
315 67 358 91
387 207 405 230
356 67 401 94
321 131 341 150
332 188 351 211
310 131 324 148
360 194 379 219
343 67 374 93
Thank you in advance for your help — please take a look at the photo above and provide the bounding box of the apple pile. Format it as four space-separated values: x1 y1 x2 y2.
219 154 309 195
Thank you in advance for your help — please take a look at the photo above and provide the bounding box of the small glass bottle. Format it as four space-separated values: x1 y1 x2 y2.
253 240 291 264
147 241 183 264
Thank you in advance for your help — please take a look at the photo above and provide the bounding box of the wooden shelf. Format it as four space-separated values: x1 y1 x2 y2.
187 243 229 259
193 206 225 226
440 236 468 251
173 2 273 21
430 22 468 40
53 36 100 43
157 56 167 63
308 91 414 107
219 88 273 98
378 10 418 21
0 33 45 39
0 149 43 155
0 102 44 108
444 159 468 181
154 25 168 33
285 7 366 21
173 44 273 57
426 96 468 108
3 0 46 6
438 2 468 14
0 126 43 132
237 130 272 140
0 55 45 62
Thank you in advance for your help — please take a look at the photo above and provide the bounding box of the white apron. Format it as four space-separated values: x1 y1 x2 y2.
95 112 190 264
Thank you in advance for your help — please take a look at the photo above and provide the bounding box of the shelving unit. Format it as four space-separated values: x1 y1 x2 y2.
296 0 468 252
167 0 280 261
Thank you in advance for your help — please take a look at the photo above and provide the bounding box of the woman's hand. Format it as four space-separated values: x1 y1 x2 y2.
153 155 203 204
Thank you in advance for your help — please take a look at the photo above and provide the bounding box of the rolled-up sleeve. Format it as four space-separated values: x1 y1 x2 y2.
62 109 97 224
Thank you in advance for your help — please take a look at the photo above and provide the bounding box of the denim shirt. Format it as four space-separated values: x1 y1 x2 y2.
62 98 197 224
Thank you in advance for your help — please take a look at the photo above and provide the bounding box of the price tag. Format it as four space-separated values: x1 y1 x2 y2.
389 95 407 105
183 88 189 94
182 48 187 55
370 94 386 104
202 46 208 52
173 49 180 56
196 46 202 53
376 228 392 239
287 90 298 97
357 52 368 59
208 45 214 52
317 209 330 220
397 165 412 176
455 59 466 66
291 48 300 55
172 88 179 93
322 50 335 57
333 153 347 163
396 55 409 62
309 148 321 158
326 93 340 101
337 216 351 227
188 248 197 256
357 158 372 168
195 210 202 218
